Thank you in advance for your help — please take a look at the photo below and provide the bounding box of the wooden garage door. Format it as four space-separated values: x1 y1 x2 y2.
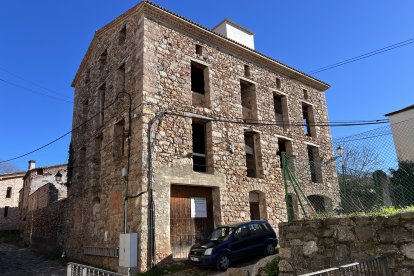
170 185 214 258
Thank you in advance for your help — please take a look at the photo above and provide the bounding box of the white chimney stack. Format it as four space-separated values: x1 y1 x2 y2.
28 160 36 170
212 19 255 50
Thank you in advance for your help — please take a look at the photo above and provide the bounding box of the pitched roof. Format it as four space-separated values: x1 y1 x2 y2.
385 104 414 116
72 1 330 91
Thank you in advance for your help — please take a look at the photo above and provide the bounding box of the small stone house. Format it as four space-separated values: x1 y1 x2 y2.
0 171 24 232
67 1 339 271
19 161 67 221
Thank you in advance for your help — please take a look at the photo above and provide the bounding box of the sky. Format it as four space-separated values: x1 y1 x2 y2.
0 0 413 171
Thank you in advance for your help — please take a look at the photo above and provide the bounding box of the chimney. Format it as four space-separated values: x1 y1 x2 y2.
212 19 255 49
28 160 36 170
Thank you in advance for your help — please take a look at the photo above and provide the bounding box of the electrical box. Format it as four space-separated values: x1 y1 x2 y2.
119 233 137 268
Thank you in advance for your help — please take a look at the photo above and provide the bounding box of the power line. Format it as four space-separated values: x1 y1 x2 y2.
0 100 390 164
308 37 414 75
0 77 73 104
0 67 73 101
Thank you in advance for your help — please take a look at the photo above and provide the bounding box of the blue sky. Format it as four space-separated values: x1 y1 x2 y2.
1 0 413 171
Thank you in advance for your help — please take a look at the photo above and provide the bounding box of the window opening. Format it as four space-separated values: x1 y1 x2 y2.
4 206 9 217
6 187 11 198
244 132 262 178
119 25 126 45
192 121 207 172
191 62 206 95
244 65 251 78
114 120 126 158
274 94 285 128
307 145 322 183
196 44 202 55
99 50 107 69
99 84 106 126
276 78 281 89
240 80 257 121
302 104 311 136
303 89 308 100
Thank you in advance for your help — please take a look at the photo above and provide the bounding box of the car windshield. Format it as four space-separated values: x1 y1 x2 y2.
208 227 234 241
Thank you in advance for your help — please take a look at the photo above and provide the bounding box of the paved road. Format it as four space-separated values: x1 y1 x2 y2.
0 243 66 276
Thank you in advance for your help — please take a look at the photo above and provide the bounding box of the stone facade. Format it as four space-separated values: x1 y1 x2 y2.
278 212 414 275
0 172 24 231
19 163 67 219
19 199 67 253
68 1 338 271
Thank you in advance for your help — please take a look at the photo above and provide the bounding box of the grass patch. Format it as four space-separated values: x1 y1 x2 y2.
137 262 194 276
312 205 414 220
259 258 279 276
0 232 20 245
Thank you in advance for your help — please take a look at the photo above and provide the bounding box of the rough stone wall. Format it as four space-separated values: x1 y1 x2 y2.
0 173 24 231
20 199 67 253
142 14 339 265
67 10 144 271
26 182 66 212
278 212 414 276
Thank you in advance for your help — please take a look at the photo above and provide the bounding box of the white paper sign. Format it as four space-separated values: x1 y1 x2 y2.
191 197 207 218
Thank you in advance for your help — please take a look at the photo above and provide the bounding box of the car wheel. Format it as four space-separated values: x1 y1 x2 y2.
216 253 230 271
264 242 276 256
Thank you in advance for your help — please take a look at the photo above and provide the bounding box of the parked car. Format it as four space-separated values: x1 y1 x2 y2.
188 220 278 270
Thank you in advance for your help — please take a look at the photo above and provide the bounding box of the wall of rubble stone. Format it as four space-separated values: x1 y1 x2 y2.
0 173 24 231
278 212 414 275
20 199 67 254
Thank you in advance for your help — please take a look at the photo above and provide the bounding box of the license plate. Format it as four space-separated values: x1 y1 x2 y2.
190 257 200 262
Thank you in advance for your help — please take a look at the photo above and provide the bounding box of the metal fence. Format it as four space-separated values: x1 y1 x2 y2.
67 262 123 276
283 118 414 220
300 256 390 276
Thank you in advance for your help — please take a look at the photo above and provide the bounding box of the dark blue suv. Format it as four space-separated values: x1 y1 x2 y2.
188 220 278 271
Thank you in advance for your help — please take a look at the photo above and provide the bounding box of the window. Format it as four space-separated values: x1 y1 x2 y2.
85 69 91 84
196 44 202 55
4 206 9 217
308 195 325 213
276 139 293 169
244 65 251 78
98 84 106 126
276 78 281 90
244 132 262 178
192 121 207 172
274 94 288 128
303 89 308 100
6 187 11 198
240 80 258 121
82 99 89 123
119 25 126 45
191 61 210 107
114 119 126 158
302 104 316 137
99 50 107 69
191 62 206 95
307 145 322 183
117 63 126 91
234 225 250 239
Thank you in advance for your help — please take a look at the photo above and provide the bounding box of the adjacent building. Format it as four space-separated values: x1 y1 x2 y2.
68 1 339 271
0 171 25 231
385 104 414 162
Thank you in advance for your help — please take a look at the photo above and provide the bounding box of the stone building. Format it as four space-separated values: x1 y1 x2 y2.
0 171 24 231
68 1 339 271
19 161 67 221
385 104 414 162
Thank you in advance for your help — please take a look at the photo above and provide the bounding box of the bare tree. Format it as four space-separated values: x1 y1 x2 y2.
0 159 20 174
338 145 383 178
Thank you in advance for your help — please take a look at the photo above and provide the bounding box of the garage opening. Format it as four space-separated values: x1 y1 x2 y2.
170 185 214 258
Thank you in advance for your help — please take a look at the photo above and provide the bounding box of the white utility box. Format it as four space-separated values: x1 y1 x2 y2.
119 233 137 270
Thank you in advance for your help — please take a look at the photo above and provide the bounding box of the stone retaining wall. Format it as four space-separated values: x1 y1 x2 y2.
278 212 414 275
20 199 67 254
